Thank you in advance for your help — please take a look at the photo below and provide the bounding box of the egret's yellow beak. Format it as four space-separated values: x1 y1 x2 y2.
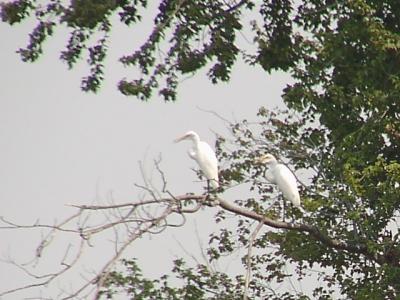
174 134 188 143
254 155 267 164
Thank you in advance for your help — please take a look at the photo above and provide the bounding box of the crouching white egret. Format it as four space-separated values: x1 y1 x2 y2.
255 154 304 217
174 130 219 190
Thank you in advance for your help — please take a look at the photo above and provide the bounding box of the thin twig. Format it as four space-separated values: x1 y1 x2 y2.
243 220 264 300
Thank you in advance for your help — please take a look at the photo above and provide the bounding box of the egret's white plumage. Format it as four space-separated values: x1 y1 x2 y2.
174 131 219 189
256 154 300 207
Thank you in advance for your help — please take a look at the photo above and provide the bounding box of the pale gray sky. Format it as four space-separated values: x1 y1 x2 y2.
0 9 293 299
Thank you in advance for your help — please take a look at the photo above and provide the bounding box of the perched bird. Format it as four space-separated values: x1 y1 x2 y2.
255 154 303 212
174 130 219 190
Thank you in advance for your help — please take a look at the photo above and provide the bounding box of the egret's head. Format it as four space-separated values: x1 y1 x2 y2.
174 130 199 143
255 154 277 165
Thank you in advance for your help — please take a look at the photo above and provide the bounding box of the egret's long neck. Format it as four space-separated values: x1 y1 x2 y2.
190 134 201 147
268 159 278 167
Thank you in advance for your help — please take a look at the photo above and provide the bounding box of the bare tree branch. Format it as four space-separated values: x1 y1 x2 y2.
243 220 264 300
1 187 396 299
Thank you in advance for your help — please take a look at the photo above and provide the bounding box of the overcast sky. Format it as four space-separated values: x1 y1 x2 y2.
0 8 293 299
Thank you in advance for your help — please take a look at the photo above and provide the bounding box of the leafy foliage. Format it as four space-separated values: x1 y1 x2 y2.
100 258 306 300
101 104 399 299
2 0 400 107
214 107 399 299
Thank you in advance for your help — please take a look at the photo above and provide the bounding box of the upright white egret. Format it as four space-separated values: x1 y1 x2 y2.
174 131 219 190
256 154 303 215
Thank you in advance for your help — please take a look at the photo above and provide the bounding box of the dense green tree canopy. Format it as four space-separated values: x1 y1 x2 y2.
2 0 400 299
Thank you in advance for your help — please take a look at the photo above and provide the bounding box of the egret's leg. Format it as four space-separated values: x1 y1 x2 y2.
176 199 182 213
204 179 211 204
205 180 221 207
290 203 295 223
282 198 286 222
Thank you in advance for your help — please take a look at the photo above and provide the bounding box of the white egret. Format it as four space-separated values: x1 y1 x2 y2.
174 130 219 190
256 154 303 215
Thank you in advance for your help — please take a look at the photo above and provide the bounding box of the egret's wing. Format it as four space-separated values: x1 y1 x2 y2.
275 164 300 207
264 169 277 184
196 141 219 187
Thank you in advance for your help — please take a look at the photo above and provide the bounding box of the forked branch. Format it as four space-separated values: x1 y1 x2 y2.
0 192 392 299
